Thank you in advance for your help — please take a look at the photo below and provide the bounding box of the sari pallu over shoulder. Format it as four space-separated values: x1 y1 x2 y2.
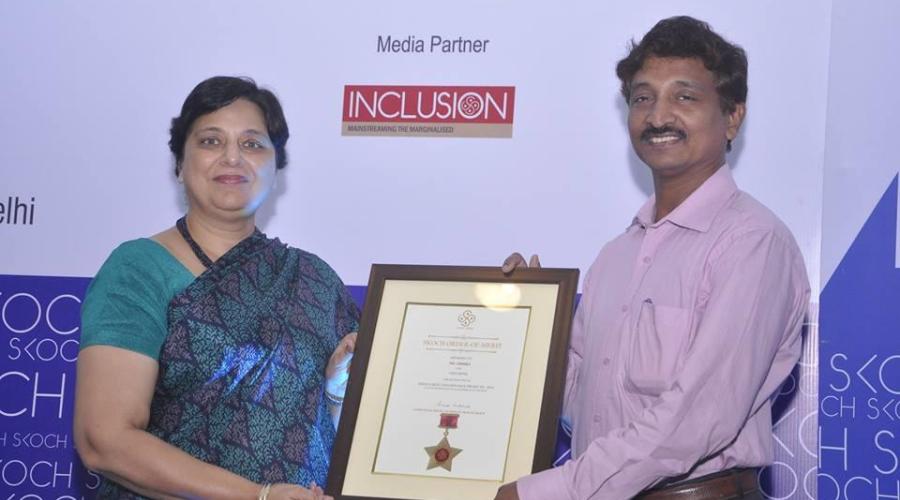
97 231 359 498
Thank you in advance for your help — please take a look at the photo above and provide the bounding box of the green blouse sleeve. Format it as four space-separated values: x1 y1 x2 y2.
80 239 192 360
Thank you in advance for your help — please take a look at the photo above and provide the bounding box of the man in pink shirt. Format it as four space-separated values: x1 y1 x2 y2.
499 16 810 500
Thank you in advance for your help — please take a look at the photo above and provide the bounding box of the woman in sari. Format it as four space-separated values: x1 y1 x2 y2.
74 76 356 499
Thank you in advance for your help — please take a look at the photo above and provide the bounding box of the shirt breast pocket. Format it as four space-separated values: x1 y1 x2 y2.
625 300 692 396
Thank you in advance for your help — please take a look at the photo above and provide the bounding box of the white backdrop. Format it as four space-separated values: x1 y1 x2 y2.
1 0 826 291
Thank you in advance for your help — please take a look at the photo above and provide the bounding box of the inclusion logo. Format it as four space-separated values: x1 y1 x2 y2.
341 85 515 138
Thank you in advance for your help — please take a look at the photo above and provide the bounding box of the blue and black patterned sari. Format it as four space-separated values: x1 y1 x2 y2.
100 231 359 498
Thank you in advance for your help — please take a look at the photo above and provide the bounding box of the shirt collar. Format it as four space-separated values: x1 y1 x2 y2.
632 165 738 232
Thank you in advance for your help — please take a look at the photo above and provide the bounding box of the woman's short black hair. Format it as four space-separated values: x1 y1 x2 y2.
616 16 748 114
169 76 289 175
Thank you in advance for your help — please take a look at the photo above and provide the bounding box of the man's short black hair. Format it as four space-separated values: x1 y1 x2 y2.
169 76 289 175
616 16 748 115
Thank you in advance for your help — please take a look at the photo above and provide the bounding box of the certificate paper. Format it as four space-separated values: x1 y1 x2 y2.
374 304 531 480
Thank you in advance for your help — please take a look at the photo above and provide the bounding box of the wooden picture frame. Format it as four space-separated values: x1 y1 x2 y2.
327 265 578 500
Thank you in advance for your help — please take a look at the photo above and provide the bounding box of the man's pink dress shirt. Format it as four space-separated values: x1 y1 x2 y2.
518 166 810 499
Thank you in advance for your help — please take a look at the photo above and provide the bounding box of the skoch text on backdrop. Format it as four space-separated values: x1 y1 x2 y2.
377 35 489 54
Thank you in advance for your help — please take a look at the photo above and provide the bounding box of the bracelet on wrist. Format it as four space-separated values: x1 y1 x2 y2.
258 482 272 500
324 390 344 406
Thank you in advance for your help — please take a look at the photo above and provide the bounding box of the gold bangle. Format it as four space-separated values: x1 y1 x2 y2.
258 483 272 500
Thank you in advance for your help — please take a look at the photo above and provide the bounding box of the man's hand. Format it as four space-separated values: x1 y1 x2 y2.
495 481 520 500
501 252 541 274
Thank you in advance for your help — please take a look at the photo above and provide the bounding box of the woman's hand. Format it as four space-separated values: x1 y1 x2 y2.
325 332 357 399
267 482 332 499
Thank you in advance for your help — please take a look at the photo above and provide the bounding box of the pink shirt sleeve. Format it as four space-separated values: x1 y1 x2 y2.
519 229 809 499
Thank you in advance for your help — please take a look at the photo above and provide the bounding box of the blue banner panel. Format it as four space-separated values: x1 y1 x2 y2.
0 275 100 499
819 177 900 499
0 276 821 498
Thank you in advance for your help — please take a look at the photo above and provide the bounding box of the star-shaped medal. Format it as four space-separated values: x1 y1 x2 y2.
424 436 462 471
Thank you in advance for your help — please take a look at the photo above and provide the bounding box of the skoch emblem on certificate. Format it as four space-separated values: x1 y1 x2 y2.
425 413 462 471
457 310 476 329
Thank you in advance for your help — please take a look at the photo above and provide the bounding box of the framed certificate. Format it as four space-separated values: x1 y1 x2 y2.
327 265 578 499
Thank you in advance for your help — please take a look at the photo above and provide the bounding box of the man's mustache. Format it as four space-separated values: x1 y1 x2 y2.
640 126 687 142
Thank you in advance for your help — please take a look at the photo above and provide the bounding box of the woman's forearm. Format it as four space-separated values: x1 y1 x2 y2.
80 426 260 499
